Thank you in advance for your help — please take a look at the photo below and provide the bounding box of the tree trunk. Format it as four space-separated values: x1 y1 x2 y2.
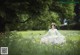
0 16 5 32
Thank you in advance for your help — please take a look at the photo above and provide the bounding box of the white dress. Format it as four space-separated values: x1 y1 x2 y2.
40 29 66 44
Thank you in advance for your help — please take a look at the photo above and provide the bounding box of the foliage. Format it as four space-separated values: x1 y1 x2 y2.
0 0 79 31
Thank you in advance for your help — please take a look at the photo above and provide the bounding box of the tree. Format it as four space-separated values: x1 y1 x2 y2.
0 0 77 31
74 3 80 23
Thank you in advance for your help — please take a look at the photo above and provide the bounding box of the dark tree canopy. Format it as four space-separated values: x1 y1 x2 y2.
0 0 80 32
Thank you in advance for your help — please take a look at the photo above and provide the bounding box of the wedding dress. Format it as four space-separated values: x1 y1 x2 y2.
40 29 66 44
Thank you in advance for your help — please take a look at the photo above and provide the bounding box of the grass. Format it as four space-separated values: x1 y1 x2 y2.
0 30 80 55
18 30 80 41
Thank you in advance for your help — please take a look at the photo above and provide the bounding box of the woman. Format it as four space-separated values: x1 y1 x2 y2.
40 23 66 44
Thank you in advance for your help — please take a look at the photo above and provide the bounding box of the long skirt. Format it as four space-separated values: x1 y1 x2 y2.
40 35 66 44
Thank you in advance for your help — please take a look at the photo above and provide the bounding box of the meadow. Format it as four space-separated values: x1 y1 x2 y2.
0 30 80 55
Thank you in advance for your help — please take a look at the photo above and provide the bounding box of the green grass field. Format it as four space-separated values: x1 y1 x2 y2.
0 30 80 55
18 30 80 42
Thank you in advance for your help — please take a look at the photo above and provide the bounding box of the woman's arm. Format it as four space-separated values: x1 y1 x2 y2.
55 29 62 36
55 29 65 38
44 29 50 37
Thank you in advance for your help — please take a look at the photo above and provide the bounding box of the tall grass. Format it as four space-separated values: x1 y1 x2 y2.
0 30 80 55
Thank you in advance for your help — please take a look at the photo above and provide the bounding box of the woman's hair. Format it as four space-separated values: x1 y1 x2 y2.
50 22 56 29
